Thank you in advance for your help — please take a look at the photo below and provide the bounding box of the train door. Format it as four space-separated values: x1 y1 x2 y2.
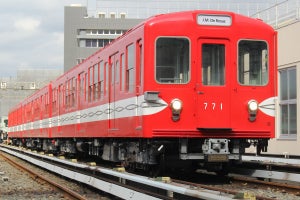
136 40 143 129
196 39 231 130
58 84 64 133
109 53 119 130
77 72 85 133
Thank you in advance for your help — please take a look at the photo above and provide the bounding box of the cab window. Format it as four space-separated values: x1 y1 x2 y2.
156 37 190 83
238 40 268 86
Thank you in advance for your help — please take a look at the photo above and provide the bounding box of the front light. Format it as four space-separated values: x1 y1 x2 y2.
248 100 258 112
248 100 258 122
170 99 183 121
170 99 183 113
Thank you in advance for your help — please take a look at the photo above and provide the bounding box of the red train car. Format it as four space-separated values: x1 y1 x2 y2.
8 10 277 172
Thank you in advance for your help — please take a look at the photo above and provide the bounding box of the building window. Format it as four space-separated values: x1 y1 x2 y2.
84 29 125 36
279 67 297 139
86 39 97 47
76 58 85 65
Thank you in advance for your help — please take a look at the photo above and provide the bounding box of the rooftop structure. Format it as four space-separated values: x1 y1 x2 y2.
64 5 143 72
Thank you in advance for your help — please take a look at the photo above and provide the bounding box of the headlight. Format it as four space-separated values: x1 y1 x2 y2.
170 98 183 121
248 100 258 112
170 99 183 113
248 100 258 122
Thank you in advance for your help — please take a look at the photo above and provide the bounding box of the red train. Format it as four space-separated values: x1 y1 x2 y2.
8 10 277 173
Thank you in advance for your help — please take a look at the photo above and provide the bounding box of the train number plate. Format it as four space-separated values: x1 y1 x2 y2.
207 154 229 162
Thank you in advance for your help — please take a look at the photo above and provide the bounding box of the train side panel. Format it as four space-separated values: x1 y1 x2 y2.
48 25 145 139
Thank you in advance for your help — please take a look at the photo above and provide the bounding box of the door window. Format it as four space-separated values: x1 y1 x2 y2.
202 44 225 86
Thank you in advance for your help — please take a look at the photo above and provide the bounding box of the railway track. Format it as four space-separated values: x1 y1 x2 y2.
0 151 88 200
0 144 235 199
1 144 300 200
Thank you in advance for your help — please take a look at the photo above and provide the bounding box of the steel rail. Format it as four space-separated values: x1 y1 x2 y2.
172 179 275 200
0 145 235 200
0 151 87 200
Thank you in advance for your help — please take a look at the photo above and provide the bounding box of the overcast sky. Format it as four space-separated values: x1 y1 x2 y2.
0 0 283 77
0 0 93 77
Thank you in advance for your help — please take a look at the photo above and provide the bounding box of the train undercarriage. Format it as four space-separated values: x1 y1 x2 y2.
11 137 269 174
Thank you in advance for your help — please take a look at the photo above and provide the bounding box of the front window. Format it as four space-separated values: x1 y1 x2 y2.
156 37 190 83
202 44 225 86
238 40 268 85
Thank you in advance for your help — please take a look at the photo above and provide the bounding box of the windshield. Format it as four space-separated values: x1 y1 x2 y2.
155 37 190 84
238 40 268 86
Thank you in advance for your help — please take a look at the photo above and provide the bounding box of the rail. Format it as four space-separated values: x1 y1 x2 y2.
0 151 87 200
0 145 234 200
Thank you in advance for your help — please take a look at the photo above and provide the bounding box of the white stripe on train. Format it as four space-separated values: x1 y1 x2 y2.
9 95 168 132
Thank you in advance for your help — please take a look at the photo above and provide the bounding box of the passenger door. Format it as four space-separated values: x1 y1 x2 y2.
196 39 231 130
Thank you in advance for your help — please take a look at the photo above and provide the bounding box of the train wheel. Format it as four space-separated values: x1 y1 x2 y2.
149 154 166 177
215 163 230 176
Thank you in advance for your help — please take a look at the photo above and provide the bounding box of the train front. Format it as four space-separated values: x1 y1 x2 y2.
142 11 277 172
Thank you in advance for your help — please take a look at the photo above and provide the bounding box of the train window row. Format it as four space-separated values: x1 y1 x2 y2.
49 41 139 112
155 38 268 86
17 39 269 119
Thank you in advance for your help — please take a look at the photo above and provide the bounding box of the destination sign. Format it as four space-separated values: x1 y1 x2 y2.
197 14 232 26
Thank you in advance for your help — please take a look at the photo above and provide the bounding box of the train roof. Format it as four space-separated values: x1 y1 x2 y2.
64 10 274 76
145 10 274 32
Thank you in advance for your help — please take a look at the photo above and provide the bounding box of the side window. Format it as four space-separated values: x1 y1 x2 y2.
59 84 64 109
85 73 88 102
94 64 98 101
64 81 70 108
79 72 85 103
52 88 57 113
71 78 76 107
127 44 135 92
156 37 190 83
121 53 125 91
99 61 104 99
116 60 120 85
88 66 93 102
105 62 109 95
202 44 225 86
238 40 268 86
